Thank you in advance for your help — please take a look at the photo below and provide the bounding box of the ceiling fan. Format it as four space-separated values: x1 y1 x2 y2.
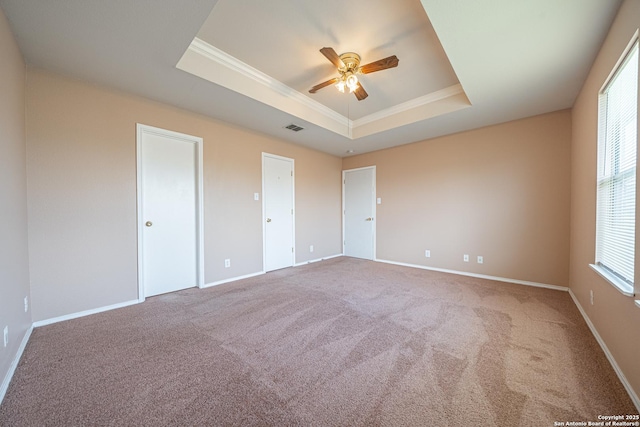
309 47 399 101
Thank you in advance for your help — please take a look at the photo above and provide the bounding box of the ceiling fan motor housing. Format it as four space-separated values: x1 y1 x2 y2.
339 52 361 73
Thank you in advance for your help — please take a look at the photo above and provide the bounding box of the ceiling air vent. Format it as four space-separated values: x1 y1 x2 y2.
285 124 304 132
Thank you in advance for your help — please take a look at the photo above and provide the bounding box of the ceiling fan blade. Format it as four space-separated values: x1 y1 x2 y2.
320 47 345 69
354 82 368 101
359 55 399 74
309 77 340 94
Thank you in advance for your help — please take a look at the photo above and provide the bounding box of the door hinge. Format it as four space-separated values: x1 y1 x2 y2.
291 209 293 214
291 171 293 176
292 247 294 253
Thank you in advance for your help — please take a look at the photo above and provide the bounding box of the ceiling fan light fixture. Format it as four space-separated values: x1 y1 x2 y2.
345 73 358 93
336 80 346 93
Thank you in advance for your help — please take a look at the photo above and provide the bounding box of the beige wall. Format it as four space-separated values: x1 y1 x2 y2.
343 110 572 287
570 0 640 402
26 69 342 322
0 8 31 390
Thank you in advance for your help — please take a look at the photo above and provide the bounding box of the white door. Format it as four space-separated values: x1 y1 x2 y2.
343 167 375 260
137 124 203 298
263 154 294 271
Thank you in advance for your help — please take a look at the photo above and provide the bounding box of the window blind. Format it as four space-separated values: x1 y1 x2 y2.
595 41 638 288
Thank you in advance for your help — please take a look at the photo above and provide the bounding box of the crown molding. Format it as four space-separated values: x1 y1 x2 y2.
353 84 465 127
189 38 346 126
184 38 469 140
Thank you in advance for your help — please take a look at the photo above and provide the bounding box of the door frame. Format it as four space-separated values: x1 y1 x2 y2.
342 166 377 260
262 152 296 271
136 123 205 302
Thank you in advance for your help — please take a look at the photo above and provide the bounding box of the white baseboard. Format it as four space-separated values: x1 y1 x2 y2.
204 255 345 287
0 324 33 405
294 253 343 267
375 258 569 292
568 289 640 412
32 299 139 328
202 271 265 288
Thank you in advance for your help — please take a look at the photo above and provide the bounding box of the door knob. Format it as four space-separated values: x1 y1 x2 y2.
266 218 272 223
145 221 153 227
365 217 373 221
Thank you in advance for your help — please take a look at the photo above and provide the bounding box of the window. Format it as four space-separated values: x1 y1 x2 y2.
593 39 638 296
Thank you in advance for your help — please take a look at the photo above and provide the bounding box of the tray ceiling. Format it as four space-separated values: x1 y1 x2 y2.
0 0 622 156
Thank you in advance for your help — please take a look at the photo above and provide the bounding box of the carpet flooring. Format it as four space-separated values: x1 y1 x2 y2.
0 257 637 426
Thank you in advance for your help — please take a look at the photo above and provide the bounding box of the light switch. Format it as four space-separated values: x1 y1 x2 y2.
377 198 381 205
254 193 260 201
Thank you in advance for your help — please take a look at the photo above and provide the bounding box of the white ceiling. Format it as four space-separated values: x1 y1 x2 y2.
0 0 622 157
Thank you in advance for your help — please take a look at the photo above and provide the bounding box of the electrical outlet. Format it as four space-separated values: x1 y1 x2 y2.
224 259 231 268
425 250 431 258
463 254 469 262
310 245 314 253
477 256 483 264
590 290 594 305
3 326 8 348
24 296 28 313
